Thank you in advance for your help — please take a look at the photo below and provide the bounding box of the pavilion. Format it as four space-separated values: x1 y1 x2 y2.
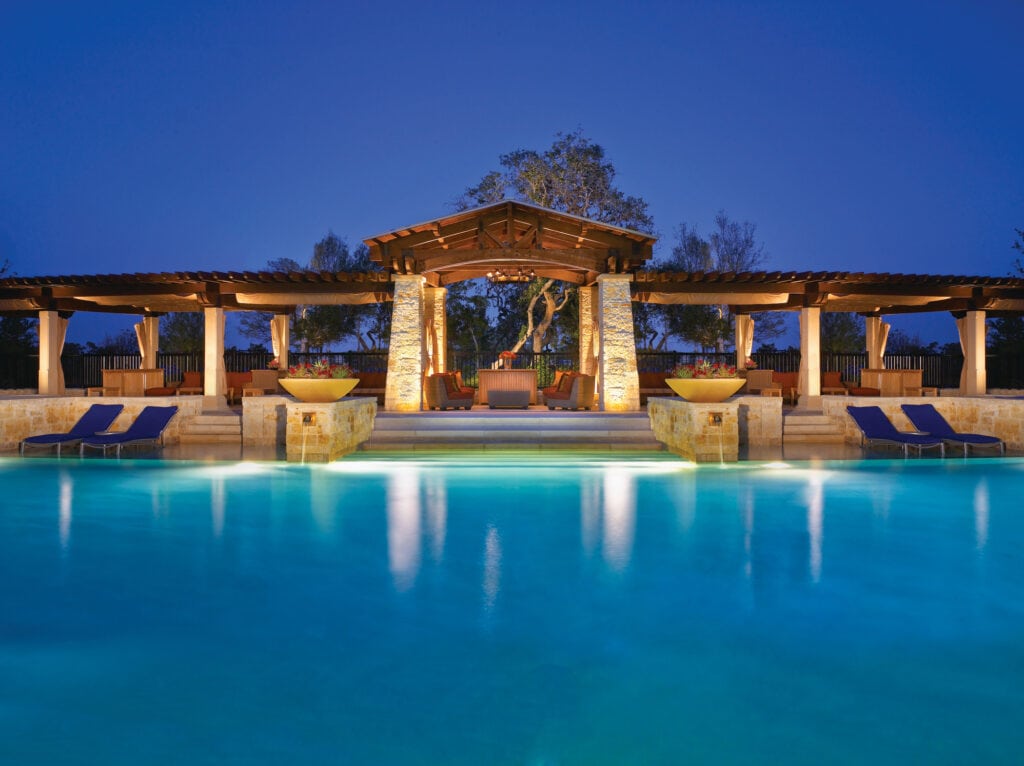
3 200 1024 412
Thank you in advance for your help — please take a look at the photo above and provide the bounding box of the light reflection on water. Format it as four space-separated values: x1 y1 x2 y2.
3 456 1024 765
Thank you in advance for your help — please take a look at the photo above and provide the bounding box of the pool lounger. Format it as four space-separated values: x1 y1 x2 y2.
20 403 124 456
846 405 946 457
900 403 1005 457
79 405 179 457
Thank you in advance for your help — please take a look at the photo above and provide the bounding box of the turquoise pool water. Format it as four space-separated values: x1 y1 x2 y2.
1 455 1023 764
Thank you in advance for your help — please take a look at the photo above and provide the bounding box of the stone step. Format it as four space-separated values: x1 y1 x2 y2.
179 433 244 444
784 423 843 435
177 413 242 445
363 412 662 451
782 433 847 444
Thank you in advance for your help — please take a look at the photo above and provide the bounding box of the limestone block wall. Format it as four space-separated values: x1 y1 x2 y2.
736 395 783 447
284 398 377 462
241 395 290 446
648 398 740 462
823 395 1024 452
0 395 203 453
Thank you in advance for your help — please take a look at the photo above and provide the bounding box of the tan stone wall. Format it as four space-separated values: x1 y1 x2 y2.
0 395 203 453
596 274 639 411
823 395 1024 451
284 398 376 462
385 275 425 412
648 394 781 461
648 398 740 462
241 395 290 446
737 395 784 446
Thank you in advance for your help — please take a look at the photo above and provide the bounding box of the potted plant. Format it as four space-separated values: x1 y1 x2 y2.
665 360 745 402
498 350 516 369
278 361 360 402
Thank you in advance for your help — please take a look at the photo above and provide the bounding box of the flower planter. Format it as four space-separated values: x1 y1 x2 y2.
279 378 360 403
666 378 745 403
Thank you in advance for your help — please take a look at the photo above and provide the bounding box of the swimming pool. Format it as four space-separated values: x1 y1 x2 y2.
2 455 1022 764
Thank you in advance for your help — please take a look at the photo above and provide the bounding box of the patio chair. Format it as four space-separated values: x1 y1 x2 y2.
20 403 124 456
424 374 474 410
846 405 945 457
900 403 1005 457
546 374 595 411
80 405 179 457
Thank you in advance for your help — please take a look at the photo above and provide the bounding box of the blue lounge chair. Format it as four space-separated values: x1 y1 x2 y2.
20 403 124 456
901 403 1005 457
79 405 178 457
846 405 945 457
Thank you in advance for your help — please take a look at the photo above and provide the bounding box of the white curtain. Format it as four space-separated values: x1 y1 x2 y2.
56 315 68 393
735 315 754 369
956 315 968 392
866 317 891 369
270 314 289 370
134 317 158 370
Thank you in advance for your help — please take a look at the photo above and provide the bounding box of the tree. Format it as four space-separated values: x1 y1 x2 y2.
820 313 864 354
989 228 1024 353
657 212 783 351
238 237 391 353
86 329 138 354
455 129 653 353
0 259 36 353
161 313 204 353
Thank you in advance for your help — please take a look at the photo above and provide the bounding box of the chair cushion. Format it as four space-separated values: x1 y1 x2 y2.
144 386 177 397
182 370 202 388
442 373 460 395
848 386 881 397
557 372 578 392
821 371 843 388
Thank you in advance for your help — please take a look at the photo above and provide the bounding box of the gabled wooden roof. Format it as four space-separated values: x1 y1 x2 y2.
0 269 392 316
364 200 657 286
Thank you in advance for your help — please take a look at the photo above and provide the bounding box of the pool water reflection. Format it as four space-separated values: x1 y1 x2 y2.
1 456 1022 764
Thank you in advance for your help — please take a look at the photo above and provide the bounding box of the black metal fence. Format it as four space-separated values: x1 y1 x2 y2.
4 349 1024 390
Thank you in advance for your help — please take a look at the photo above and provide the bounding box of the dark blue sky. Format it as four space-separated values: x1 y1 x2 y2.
2 0 1022 347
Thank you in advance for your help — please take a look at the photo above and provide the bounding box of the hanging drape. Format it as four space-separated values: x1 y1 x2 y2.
56 315 68 393
866 317 891 369
956 315 968 392
270 314 289 370
735 315 754 369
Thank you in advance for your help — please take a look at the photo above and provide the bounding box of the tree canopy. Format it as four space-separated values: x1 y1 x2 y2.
451 129 653 355
653 212 783 352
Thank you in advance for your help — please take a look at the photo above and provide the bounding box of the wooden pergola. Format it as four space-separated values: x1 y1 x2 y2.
3 200 1024 408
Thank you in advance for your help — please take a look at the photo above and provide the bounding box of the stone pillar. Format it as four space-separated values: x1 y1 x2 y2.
960 310 987 396
866 316 890 369
798 306 821 406
37 310 67 395
578 285 598 376
735 314 754 370
385 275 426 412
203 307 227 407
596 274 640 412
134 316 160 370
423 286 447 375
271 314 290 371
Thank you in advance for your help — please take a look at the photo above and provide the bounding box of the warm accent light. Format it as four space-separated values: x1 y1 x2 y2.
486 267 535 283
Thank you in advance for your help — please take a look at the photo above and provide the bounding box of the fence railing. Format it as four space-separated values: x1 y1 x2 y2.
3 350 1023 391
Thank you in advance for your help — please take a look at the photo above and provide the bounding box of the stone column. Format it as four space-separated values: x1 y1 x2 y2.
385 275 426 412
596 274 640 412
578 285 598 376
203 306 227 407
865 316 890 369
798 306 821 406
271 314 290 370
959 310 987 396
423 286 447 375
37 310 67 395
734 314 754 370
134 316 160 370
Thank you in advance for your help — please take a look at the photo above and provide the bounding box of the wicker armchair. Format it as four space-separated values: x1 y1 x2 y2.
545 374 596 411
424 373 475 410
